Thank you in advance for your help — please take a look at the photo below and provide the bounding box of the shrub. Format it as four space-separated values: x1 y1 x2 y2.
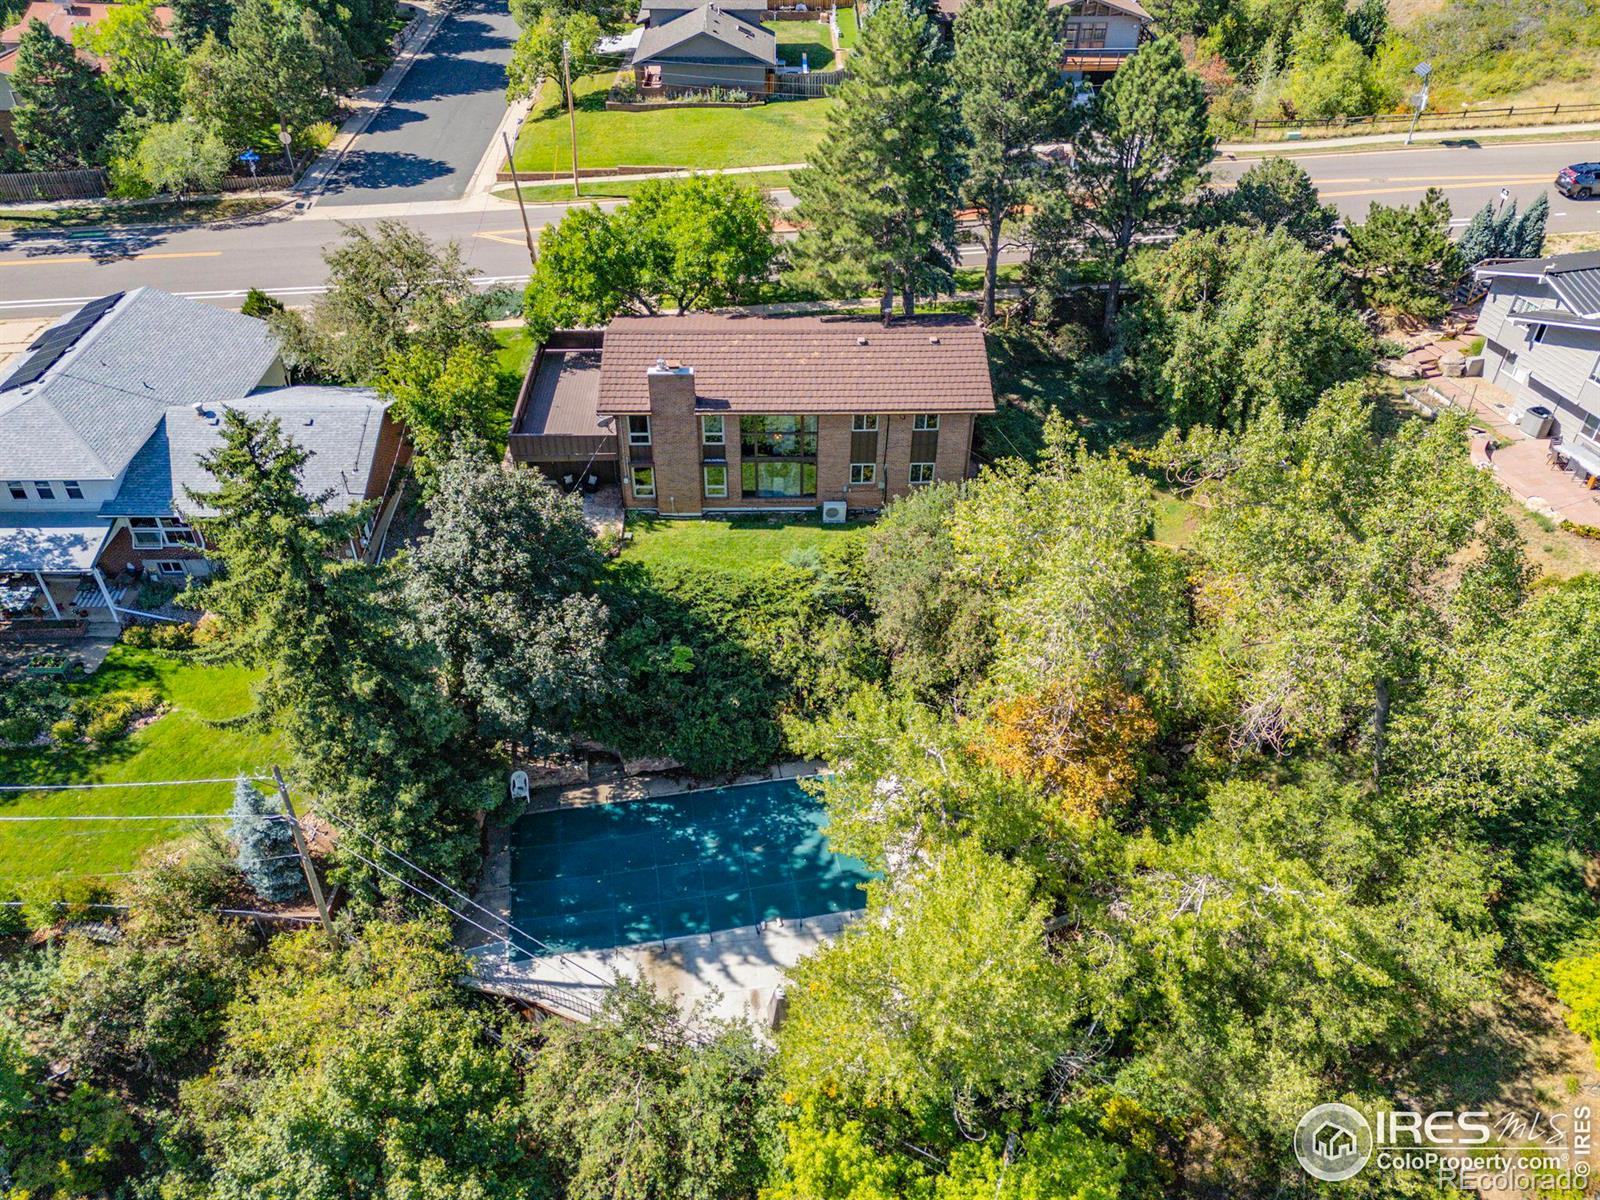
0 888 28 936
240 288 285 318
122 620 198 651
0 676 71 746
55 687 165 745
19 875 116 930
303 119 338 149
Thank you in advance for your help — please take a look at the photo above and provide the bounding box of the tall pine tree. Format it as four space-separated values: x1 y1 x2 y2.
1515 192 1549 258
190 410 496 899
951 0 1068 322
9 20 117 169
1060 35 1211 336
788 0 963 319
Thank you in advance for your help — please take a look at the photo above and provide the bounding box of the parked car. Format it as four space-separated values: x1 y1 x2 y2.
1556 162 1600 198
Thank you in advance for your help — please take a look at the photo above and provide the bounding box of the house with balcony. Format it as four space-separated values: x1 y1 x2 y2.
1471 251 1600 476
506 312 995 517
0 288 407 639
933 0 1149 80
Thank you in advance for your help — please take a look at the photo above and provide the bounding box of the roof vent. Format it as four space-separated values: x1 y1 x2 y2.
191 401 205 414
928 335 940 344
304 417 314 426
655 356 667 370
856 336 868 346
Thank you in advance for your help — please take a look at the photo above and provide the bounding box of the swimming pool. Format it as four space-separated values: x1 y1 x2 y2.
508 777 876 954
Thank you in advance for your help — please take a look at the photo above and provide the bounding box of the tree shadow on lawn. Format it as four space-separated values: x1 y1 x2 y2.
980 329 1165 464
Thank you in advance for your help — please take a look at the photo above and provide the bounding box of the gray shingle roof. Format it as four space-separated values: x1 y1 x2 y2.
101 388 394 518
1477 251 1600 316
636 5 776 64
0 289 282 481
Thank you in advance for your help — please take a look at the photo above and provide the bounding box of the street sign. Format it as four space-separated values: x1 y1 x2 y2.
238 148 260 163
277 130 292 146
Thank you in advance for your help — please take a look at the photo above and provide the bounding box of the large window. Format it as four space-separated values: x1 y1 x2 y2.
704 465 728 498
740 415 818 499
129 516 199 549
631 466 656 499
741 461 818 498
741 414 818 459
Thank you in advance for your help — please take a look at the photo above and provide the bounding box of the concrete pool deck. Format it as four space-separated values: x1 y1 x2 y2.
470 908 859 1029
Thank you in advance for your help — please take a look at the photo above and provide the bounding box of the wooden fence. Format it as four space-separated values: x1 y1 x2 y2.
0 167 295 203
772 68 849 97
0 168 109 203
1251 100 1600 135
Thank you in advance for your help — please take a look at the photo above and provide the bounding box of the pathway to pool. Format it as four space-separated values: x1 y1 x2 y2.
467 770 878 1028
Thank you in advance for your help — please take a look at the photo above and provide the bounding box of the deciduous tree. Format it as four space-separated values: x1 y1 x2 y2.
1191 156 1339 250
375 342 503 491
273 220 498 384
1128 225 1372 430
402 450 611 749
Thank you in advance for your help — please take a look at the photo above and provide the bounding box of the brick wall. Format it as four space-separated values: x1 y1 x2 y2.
366 411 411 500
96 525 208 581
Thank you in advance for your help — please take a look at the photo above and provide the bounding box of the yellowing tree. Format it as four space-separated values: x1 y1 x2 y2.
978 681 1156 822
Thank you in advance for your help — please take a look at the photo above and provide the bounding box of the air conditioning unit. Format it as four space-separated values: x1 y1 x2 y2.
821 501 847 524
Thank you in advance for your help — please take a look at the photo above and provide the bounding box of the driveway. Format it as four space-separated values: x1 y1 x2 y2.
317 0 518 207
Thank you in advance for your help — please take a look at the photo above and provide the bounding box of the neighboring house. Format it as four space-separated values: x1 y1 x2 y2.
631 2 776 93
933 0 1150 80
0 289 407 635
1473 251 1600 474
507 313 995 516
637 0 765 28
0 2 176 147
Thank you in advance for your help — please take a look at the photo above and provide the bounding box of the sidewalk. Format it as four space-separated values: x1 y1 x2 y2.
1218 120 1600 156
295 0 454 200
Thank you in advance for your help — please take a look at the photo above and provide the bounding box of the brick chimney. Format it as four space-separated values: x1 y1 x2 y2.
646 356 695 411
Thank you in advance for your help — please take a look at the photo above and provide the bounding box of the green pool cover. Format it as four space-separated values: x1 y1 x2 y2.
508 778 877 954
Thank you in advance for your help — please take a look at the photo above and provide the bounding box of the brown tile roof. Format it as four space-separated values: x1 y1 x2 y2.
596 313 995 415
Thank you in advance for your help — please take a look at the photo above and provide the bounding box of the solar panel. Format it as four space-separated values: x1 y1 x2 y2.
1 292 123 393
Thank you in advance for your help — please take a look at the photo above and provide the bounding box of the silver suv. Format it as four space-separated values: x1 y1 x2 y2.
1557 163 1599 198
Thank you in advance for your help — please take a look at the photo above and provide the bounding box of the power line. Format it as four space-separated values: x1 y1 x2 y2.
0 813 281 823
0 776 265 792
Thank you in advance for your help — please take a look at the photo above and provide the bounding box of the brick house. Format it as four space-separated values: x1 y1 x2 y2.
932 0 1150 81
508 313 994 517
0 289 406 633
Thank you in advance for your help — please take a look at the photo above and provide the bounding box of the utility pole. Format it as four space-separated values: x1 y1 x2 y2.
562 40 581 198
502 129 537 263
272 765 337 951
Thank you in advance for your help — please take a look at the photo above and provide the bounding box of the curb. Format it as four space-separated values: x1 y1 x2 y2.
295 1 456 203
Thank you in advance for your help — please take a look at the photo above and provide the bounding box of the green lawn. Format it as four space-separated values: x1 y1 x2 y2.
491 325 536 442
496 168 795 204
619 513 869 575
773 18 834 68
836 6 860 50
0 648 280 885
512 74 833 173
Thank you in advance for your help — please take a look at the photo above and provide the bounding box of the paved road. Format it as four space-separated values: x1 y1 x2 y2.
316 0 517 207
1 139 1597 316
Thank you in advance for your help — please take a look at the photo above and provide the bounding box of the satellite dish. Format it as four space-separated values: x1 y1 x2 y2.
509 770 530 802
